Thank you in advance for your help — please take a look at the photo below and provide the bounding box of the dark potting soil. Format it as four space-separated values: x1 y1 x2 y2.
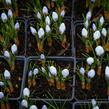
0 58 24 98
25 59 73 99
26 19 72 56
6 101 19 109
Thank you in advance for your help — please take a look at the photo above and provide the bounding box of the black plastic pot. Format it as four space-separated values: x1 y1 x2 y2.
22 56 75 101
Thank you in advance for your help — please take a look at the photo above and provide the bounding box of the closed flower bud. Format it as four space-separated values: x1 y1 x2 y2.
62 69 69 78
84 20 89 29
42 105 47 109
95 45 104 56
42 6 48 15
92 23 96 31
79 67 85 76
49 66 57 76
86 11 91 20
33 68 39 75
101 28 107 37
60 10 65 17
0 81 4 86
8 9 13 18
41 67 46 73
45 16 50 25
23 88 30 97
40 54 45 60
21 99 28 108
29 105 38 109
91 0 96 3
28 70 32 77
5 0 11 5
15 22 20 30
4 50 10 58
38 28 44 38
11 44 17 54
30 26 37 36
37 12 41 19
86 57 94 65
87 69 95 78
46 25 51 33
93 106 99 109
105 66 109 80
4 69 11 79
1 13 8 22
81 28 88 38
52 12 58 22
0 92 4 99
93 30 101 40
91 99 96 107
99 16 104 26
59 23 66 34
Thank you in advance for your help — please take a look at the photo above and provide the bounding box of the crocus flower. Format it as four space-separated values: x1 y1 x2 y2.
15 22 20 30
40 54 45 60
45 25 51 33
101 28 107 37
86 57 94 65
84 19 89 29
21 99 28 108
49 66 57 76
79 67 85 76
33 68 39 75
93 106 99 109
37 12 41 19
11 44 17 54
92 23 96 31
52 12 58 22
42 6 48 15
87 69 95 78
30 26 37 36
105 66 109 80
0 81 4 86
28 70 32 77
95 45 104 56
38 28 44 38
81 28 88 38
45 16 50 25
0 92 4 99
5 0 11 5
99 16 104 26
23 88 30 97
60 10 65 17
1 13 8 22
4 50 10 58
91 99 96 107
8 9 13 18
42 105 47 109
86 11 91 20
4 69 11 79
93 30 101 40
41 67 46 73
62 69 69 78
29 105 38 109
59 23 66 34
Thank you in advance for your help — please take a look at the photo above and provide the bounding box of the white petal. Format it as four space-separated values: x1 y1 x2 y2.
93 30 101 40
46 25 51 33
62 69 69 78
60 10 65 17
1 13 8 22
21 99 28 108
5 0 11 5
95 46 104 56
101 28 107 37
86 57 94 65
86 11 91 20
28 70 32 77
33 68 39 75
81 28 88 38
4 50 10 58
42 6 48 15
99 16 104 26
4 69 11 79
15 22 20 30
49 66 57 76
37 12 41 19
38 28 44 38
8 9 13 18
29 105 38 109
79 67 85 76
92 23 96 31
59 23 66 34
40 54 45 60
0 92 4 99
87 69 95 78
23 88 30 97
52 12 58 22
42 105 47 109
30 26 37 36
45 16 50 25
91 99 96 107
11 44 17 54
105 66 109 79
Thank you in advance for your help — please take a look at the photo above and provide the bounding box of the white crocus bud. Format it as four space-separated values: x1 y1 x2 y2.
4 50 10 58
86 11 91 20
105 66 109 80
84 20 89 29
11 44 17 54
81 28 88 38
42 105 47 109
30 26 37 36
101 28 107 37
15 22 20 30
38 28 44 38
79 67 85 76
87 69 95 78
86 57 94 65
41 67 46 73
5 0 11 5
49 66 57 76
8 9 13 18
91 99 96 107
4 69 11 79
46 25 51 33
93 106 99 109
45 16 50 25
62 69 69 78
92 23 96 31
59 23 66 34
40 54 45 60
0 81 4 86
99 16 104 26
33 68 39 75
60 10 65 17
37 12 41 19
95 45 104 56
52 12 58 22
93 30 101 40
42 6 48 15
91 0 96 3
23 88 30 97
0 92 4 99
1 13 8 22
21 99 28 108
29 105 38 109
28 70 32 77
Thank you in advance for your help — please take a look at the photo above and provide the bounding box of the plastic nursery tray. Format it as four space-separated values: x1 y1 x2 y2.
22 56 75 101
